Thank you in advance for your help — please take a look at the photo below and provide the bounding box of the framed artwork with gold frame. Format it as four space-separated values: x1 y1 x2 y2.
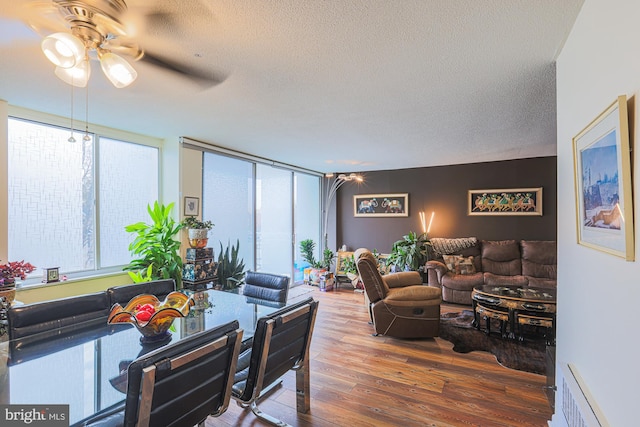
572 95 634 261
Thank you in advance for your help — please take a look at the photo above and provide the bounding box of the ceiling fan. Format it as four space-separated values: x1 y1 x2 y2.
15 0 224 88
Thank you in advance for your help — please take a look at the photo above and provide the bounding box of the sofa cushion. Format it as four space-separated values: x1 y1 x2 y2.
526 277 556 289
441 271 484 291
521 240 557 280
481 240 522 276
483 272 528 287
442 255 476 275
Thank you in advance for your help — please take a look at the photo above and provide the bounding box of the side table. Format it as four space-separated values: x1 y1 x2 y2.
182 247 218 291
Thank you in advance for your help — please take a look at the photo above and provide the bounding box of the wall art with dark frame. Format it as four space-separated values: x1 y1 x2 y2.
468 188 543 216
184 196 199 216
353 193 409 217
572 95 634 261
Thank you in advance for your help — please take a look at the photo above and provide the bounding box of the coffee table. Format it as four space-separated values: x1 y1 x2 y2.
471 285 556 344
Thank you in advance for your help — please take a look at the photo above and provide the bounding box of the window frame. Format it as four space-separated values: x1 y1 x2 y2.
4 106 163 287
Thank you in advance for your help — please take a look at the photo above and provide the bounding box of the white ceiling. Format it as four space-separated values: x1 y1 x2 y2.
0 0 583 173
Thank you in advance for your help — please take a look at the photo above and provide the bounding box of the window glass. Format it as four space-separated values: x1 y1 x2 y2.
202 153 255 271
294 173 321 283
256 164 292 276
98 138 158 268
8 118 95 275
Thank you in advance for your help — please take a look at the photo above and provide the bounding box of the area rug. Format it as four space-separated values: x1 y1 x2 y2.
439 310 546 375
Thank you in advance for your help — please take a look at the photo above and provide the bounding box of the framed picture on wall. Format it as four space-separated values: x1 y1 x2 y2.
353 193 409 217
468 188 543 216
184 197 199 216
572 95 634 261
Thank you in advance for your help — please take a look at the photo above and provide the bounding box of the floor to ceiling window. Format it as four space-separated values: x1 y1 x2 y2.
202 153 255 273
6 116 159 283
200 149 320 283
256 164 293 275
294 172 321 282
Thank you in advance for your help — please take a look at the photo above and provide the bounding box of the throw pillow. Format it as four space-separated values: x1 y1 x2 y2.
442 255 476 275
457 256 476 275
442 255 459 272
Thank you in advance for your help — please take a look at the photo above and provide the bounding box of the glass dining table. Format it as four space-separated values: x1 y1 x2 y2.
0 289 285 426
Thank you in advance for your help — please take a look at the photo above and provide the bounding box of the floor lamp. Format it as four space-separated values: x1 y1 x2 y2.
323 173 363 250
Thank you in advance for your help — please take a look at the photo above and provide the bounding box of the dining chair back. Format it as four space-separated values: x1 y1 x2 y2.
83 320 243 427
242 271 290 307
232 297 318 426
8 291 110 342
106 279 176 308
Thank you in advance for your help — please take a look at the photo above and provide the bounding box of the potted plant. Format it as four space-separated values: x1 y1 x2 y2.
387 231 431 272
216 239 245 292
299 239 335 285
181 217 214 249
339 252 361 288
0 259 36 303
124 201 184 287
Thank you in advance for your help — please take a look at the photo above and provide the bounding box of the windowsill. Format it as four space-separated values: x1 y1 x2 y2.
16 270 131 291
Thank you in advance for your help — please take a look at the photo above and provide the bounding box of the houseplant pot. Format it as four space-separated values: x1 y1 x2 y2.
0 280 16 304
182 217 214 249
0 260 36 304
187 228 209 248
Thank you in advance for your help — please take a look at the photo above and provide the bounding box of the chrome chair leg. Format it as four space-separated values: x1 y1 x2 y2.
250 401 291 427
295 358 310 413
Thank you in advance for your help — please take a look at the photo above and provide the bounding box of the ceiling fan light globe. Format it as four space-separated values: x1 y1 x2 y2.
41 33 84 69
100 52 137 88
54 60 91 88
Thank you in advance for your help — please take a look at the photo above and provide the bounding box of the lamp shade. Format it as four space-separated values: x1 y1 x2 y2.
54 59 91 87
41 32 85 69
99 52 137 88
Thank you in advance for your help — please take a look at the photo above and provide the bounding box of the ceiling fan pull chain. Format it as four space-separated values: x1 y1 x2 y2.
68 76 76 143
84 63 91 142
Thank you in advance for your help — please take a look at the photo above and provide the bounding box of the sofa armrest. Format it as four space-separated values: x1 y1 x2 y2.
425 260 448 288
382 271 422 288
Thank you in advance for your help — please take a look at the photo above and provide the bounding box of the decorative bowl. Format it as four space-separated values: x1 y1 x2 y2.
107 291 195 344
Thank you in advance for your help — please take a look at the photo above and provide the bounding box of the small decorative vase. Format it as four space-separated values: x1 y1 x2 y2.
188 228 209 248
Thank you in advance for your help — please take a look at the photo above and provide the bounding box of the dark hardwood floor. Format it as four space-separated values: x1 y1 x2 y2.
212 285 553 426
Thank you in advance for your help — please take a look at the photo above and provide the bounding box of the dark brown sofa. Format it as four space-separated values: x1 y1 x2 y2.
425 239 556 305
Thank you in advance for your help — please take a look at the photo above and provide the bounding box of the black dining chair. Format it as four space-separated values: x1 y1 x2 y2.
232 297 319 426
81 320 243 427
106 279 176 308
8 291 110 342
242 271 290 307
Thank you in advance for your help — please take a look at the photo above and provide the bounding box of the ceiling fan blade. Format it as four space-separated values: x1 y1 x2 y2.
138 51 226 87
3 0 68 37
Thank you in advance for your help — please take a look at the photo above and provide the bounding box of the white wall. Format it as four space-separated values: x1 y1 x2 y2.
554 1 640 426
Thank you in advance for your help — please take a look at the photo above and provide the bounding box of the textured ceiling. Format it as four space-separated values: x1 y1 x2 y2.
0 0 584 173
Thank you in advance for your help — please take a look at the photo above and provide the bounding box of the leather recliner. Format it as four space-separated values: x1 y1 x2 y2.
355 248 441 339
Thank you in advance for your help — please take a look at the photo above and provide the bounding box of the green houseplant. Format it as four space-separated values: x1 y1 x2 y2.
300 239 321 268
124 201 184 286
387 231 431 272
300 239 335 285
217 239 245 292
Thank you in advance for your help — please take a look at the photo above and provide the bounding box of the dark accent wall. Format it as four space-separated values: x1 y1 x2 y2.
336 157 557 253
